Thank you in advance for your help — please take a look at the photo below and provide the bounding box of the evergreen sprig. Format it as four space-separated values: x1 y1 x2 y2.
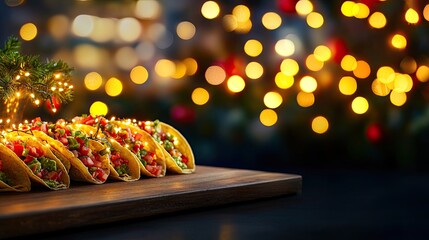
0 36 74 110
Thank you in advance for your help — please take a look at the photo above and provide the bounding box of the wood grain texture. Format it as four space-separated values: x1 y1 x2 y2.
0 166 301 239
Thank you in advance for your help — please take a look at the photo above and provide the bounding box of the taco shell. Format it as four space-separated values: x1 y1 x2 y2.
152 121 195 174
0 143 31 192
111 121 167 178
3 132 70 190
31 129 110 184
73 124 141 182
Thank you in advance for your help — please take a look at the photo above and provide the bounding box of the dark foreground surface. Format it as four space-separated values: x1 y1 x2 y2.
6 165 429 240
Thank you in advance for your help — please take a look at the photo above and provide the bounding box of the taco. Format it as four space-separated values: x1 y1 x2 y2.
29 118 110 184
0 143 31 192
138 119 195 174
72 115 166 178
72 123 141 182
2 131 70 190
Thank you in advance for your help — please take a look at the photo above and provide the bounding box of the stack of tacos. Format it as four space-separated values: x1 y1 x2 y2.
0 143 31 192
1 131 70 190
29 118 110 184
72 115 166 178
137 119 195 174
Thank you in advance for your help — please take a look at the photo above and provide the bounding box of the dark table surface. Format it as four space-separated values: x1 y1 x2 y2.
14 165 429 240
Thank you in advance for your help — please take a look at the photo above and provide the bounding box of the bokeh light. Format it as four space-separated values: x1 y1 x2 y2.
201 1 220 19
48 15 70 40
275 72 294 89
312 116 329 134
405 8 419 24
416 65 429 82
354 3 370 19
20 23 37 41
299 76 317 93
135 0 161 19
390 90 407 106
177 21 196 40
368 12 387 29
232 5 250 23
353 60 371 79
90 101 108 117
296 0 313 16
259 109 278 127
341 55 357 71
371 79 391 97
192 88 210 105
314 45 331 62
105 77 123 97
391 34 407 49
130 66 149 84
280 58 299 76
261 12 282 30
245 62 264 79
306 54 324 71
227 75 245 93
205 65 226 85
71 15 94 37
296 91 315 107
118 17 141 42
351 96 369 114
84 72 103 91
275 39 295 57
306 12 324 28
155 59 176 78
244 39 263 57
338 76 357 95
184 58 198 76
263 91 283 109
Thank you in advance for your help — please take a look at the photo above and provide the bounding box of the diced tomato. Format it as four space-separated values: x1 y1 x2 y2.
143 152 154 164
134 133 142 141
29 146 43 158
182 155 189 164
146 165 162 176
59 137 68 145
80 145 90 156
24 155 35 163
41 123 48 133
11 144 24 157
92 168 107 182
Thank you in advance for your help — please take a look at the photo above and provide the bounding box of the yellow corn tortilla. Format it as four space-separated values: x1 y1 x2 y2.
0 143 31 192
110 120 167 178
31 129 110 184
145 121 195 174
3 132 70 190
73 124 141 182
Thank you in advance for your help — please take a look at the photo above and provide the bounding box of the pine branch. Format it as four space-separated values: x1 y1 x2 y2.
0 36 74 112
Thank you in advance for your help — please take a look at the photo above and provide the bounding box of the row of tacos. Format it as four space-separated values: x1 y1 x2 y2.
0 115 195 192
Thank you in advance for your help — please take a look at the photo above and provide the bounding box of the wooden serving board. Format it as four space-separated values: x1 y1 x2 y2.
0 165 301 239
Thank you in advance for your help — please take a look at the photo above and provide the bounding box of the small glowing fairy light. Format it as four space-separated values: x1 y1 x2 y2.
16 92 21 97
34 99 40 105
51 86 57 91
24 72 30 77
54 73 62 79
30 93 35 98
16 75 21 80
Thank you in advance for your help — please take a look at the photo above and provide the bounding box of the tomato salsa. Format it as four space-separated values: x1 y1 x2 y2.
139 120 189 170
31 118 108 182
5 139 65 188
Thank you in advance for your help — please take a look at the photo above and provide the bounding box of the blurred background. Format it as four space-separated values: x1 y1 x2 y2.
1 0 429 172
